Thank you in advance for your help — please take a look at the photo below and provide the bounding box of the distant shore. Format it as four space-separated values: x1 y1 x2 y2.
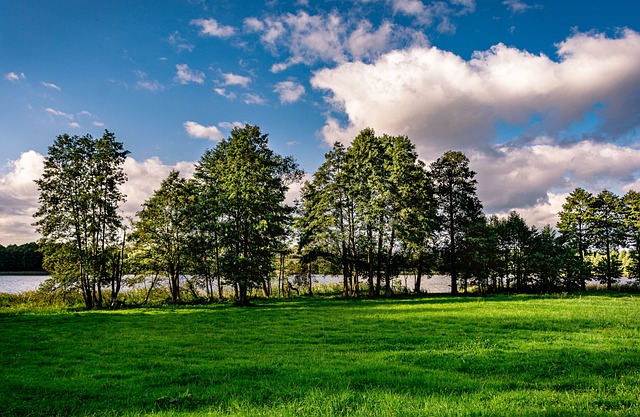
0 271 48 276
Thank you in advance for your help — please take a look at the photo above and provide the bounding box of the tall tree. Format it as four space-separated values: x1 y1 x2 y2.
33 131 128 309
131 171 193 304
429 151 483 295
195 125 302 305
384 134 435 296
557 188 594 291
297 142 357 297
590 190 626 290
623 190 640 282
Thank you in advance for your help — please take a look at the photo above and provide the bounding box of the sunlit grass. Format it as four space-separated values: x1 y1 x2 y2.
1 294 638 416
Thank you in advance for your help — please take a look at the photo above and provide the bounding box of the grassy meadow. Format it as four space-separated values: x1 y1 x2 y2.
0 293 639 416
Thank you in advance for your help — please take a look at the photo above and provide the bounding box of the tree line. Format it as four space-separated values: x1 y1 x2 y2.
32 126 639 309
0 243 44 273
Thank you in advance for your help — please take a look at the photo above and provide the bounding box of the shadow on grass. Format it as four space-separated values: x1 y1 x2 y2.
1 295 638 416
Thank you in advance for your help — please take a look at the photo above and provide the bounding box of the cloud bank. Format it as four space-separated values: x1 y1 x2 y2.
311 29 640 226
0 153 196 245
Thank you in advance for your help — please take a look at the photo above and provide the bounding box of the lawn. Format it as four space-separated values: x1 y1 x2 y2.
0 294 638 416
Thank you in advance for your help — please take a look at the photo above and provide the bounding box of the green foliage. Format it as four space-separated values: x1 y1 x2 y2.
0 242 44 272
131 171 194 304
1 296 638 416
33 131 129 309
194 124 303 304
297 130 435 298
429 151 483 294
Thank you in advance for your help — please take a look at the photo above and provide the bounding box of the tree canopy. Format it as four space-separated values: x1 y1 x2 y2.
30 126 640 309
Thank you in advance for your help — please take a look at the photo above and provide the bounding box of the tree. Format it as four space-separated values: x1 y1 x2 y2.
194 125 303 305
557 188 594 291
297 142 358 297
384 134 435 295
623 190 640 282
429 151 483 295
33 131 128 309
590 190 626 290
131 171 193 304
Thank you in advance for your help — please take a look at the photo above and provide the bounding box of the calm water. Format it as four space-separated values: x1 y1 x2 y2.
0 274 632 295
0 274 451 294
0 275 50 294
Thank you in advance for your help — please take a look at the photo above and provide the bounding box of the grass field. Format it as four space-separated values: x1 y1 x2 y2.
0 293 638 416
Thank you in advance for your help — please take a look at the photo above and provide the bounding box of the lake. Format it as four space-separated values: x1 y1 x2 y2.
0 274 451 294
0 274 633 295
0 275 50 294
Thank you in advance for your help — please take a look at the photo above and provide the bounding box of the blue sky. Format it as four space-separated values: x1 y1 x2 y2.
1 0 640 244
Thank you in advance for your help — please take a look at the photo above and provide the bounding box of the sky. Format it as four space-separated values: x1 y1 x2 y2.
1 0 640 245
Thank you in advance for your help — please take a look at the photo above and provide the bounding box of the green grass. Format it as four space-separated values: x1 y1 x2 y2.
0 294 639 416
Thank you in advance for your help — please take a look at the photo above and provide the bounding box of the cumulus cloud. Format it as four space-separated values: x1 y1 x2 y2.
472 140 640 226
311 30 640 155
0 151 200 245
4 72 25 82
221 72 251 87
273 81 305 104
183 121 224 141
0 151 44 245
120 157 196 220
191 18 235 38
175 64 205 84
246 10 422 72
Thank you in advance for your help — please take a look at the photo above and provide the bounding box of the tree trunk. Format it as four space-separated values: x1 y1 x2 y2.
384 227 395 298
449 186 458 295
367 223 375 298
414 250 423 294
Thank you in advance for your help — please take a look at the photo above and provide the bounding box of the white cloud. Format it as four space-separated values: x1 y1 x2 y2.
472 140 640 227
4 72 25 82
169 31 194 52
214 88 237 100
311 30 640 155
221 72 251 87
273 81 305 104
347 21 394 60
0 152 200 245
0 151 44 245
175 64 205 84
243 93 266 105
136 80 164 92
248 11 410 71
45 108 73 119
68 122 81 129
244 17 264 32
390 0 475 30
120 157 196 221
191 18 235 38
218 121 244 130
503 0 541 13
183 121 224 141
41 81 61 91
92 121 105 127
